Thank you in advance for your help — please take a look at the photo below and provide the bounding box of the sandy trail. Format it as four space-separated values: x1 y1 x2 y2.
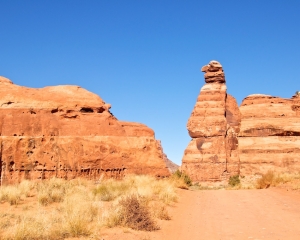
102 188 300 240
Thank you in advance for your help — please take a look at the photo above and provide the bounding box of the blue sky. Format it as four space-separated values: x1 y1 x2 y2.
1 1 300 165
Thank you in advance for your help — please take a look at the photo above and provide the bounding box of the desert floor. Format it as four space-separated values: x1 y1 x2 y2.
102 188 300 240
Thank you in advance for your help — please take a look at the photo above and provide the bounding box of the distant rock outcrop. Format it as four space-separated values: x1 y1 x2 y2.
156 140 179 173
182 61 300 182
0 77 170 184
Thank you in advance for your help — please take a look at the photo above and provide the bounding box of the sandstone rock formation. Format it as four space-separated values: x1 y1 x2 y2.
181 61 240 181
0 76 170 185
239 94 300 176
182 61 300 182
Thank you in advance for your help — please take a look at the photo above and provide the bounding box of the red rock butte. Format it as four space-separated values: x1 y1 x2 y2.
182 60 300 181
0 76 170 184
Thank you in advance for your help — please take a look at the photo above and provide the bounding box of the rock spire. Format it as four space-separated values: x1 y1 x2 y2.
182 61 240 181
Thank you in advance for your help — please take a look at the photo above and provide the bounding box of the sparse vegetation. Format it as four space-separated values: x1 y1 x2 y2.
228 175 241 187
256 171 300 189
0 175 178 239
189 182 226 190
256 171 275 189
150 201 171 220
171 170 192 189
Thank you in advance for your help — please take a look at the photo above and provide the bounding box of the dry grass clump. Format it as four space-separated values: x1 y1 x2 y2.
0 175 177 238
61 193 100 237
2 204 101 239
93 178 130 201
0 186 22 205
3 212 63 240
256 171 300 189
170 170 192 189
36 177 89 206
37 178 67 206
93 175 178 204
0 180 35 205
256 171 275 189
149 201 171 220
157 182 178 204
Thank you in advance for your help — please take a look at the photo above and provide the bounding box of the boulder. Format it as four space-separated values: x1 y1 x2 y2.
201 60 226 83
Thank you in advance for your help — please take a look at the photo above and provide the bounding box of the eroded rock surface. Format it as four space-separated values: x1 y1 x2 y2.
239 94 300 176
183 60 300 181
0 78 169 184
182 61 240 181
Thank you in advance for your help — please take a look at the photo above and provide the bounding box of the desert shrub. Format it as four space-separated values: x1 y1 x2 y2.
149 202 171 220
18 180 35 197
158 185 178 204
37 178 68 205
131 175 157 200
62 194 97 237
228 175 240 187
171 170 192 189
93 178 132 201
93 184 114 201
37 191 52 206
2 213 64 240
119 195 159 231
256 171 275 189
255 171 298 189
0 186 22 205
102 205 123 228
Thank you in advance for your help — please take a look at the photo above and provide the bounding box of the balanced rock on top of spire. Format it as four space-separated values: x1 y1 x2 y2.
201 60 225 83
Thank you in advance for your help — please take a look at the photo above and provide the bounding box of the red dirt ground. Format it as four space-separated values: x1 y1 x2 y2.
101 188 300 240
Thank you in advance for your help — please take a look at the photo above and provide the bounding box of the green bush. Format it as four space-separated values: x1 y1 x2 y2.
228 175 240 187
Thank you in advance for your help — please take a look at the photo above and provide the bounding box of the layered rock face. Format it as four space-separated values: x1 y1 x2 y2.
181 61 240 181
182 60 300 181
0 76 169 184
239 94 300 175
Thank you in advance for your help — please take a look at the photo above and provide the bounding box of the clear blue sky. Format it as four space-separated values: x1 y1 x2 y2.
1 1 300 165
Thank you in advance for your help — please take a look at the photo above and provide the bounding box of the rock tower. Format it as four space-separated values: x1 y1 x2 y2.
181 61 240 181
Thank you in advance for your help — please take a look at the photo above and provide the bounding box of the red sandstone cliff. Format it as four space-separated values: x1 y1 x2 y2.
239 94 300 176
0 76 170 184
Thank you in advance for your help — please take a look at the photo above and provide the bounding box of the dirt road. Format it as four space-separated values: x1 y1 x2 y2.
102 188 300 240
